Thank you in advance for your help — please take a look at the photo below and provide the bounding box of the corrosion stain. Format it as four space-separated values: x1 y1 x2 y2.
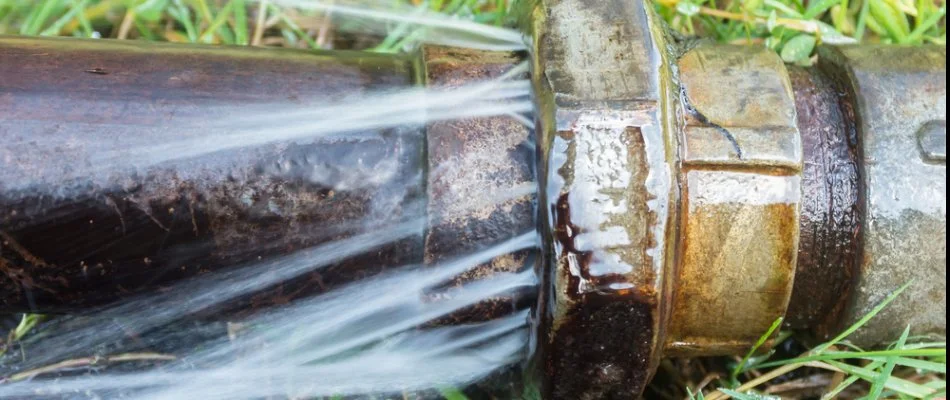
422 46 538 325
544 122 659 399
0 36 427 313
418 46 538 399
666 166 800 355
546 193 657 400
553 194 654 300
785 66 861 332
548 298 655 400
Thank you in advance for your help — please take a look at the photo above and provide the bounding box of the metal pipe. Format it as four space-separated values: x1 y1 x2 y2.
527 0 945 398
0 37 536 319
1 37 537 398
0 36 427 313
0 2 947 397
785 64 862 333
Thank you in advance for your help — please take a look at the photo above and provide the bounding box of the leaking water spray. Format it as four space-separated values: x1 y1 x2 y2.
0 0 946 398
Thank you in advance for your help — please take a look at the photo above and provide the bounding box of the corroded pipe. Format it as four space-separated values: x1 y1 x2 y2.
0 36 536 318
526 0 945 398
1 3 948 398
0 36 427 312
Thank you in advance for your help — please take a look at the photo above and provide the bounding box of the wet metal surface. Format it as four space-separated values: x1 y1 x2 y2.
421 46 538 326
785 66 861 332
0 36 425 312
818 45 947 346
668 44 801 356
677 46 800 169
0 37 538 400
531 0 676 397
917 120 947 162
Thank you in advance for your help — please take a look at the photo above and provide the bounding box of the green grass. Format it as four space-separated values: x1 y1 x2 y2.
692 283 947 400
1 0 942 62
0 314 43 358
0 0 512 50
655 0 945 64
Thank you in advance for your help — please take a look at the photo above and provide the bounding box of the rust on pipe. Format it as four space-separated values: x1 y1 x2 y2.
0 36 537 399
785 65 862 333
420 46 538 398
668 43 801 357
0 35 427 313
0 36 537 333
525 0 945 397
421 46 538 326
531 0 673 397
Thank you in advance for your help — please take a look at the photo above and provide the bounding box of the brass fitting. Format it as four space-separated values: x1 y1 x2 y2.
528 0 945 398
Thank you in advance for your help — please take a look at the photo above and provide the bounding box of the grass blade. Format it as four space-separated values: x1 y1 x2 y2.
752 347 946 369
40 0 87 36
733 317 783 379
804 0 840 19
867 325 911 399
269 4 318 49
869 0 909 42
168 2 199 42
764 0 804 17
861 356 947 373
825 360 937 398
812 281 911 354
688 387 707 400
822 373 871 400
134 18 159 40
718 388 780 400
192 0 214 24
906 4 946 43
439 387 470 400
198 1 234 43
233 0 249 45
20 0 58 36
71 0 95 37
855 0 873 40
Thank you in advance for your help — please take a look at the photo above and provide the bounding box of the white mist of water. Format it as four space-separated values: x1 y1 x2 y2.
1 232 538 399
0 61 532 194
6 218 425 370
4 315 529 400
84 63 532 177
0 73 538 398
0 13 538 397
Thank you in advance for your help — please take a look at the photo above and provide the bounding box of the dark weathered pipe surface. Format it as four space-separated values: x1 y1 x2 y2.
0 36 426 313
785 66 862 332
1 36 538 400
812 45 946 346
422 46 538 325
526 0 945 396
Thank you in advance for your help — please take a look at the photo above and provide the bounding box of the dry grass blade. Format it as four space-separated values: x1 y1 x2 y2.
3 353 176 383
